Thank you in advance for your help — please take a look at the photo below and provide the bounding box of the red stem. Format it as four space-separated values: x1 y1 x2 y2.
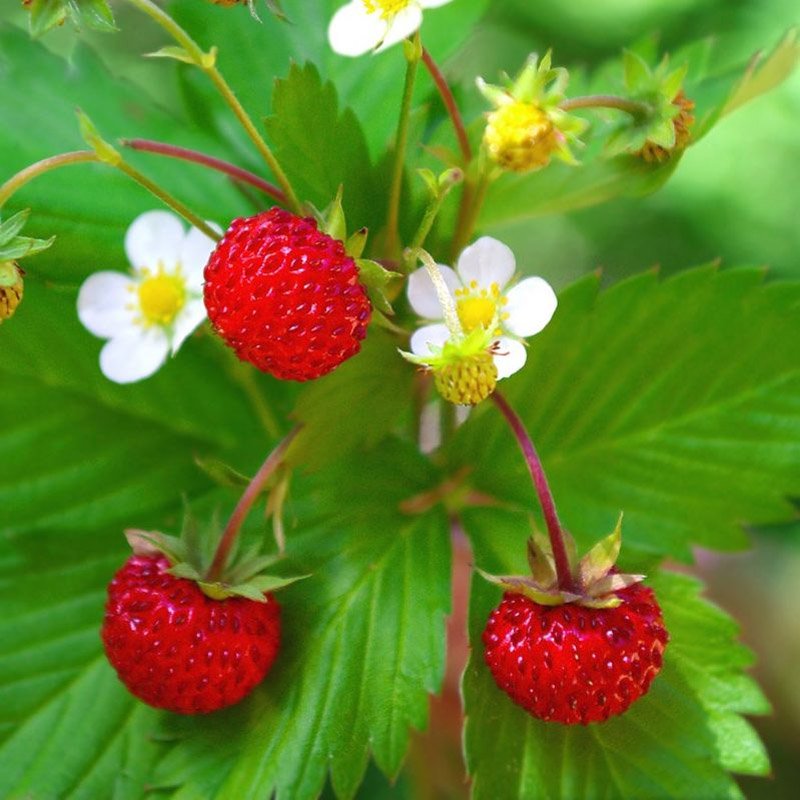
122 138 287 205
421 48 472 165
491 392 575 592
205 427 299 582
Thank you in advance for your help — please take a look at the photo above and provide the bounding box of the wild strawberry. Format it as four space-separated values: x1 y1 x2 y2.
102 554 281 714
482 583 668 725
204 208 372 381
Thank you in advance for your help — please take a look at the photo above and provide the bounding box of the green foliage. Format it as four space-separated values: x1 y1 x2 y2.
149 442 451 799
25 0 116 38
449 268 800 561
266 62 381 232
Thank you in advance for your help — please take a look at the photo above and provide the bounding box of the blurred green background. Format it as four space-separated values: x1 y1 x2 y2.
2 0 798 797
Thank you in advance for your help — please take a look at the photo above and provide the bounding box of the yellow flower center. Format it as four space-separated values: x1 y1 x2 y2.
362 0 411 19
455 281 508 333
136 267 186 326
484 101 559 173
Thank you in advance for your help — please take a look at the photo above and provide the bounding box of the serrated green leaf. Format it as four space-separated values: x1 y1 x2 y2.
154 441 450 799
265 62 380 233
0 533 163 797
463 511 770 798
449 268 800 561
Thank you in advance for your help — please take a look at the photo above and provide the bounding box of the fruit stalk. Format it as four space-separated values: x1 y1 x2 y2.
491 391 575 592
421 48 472 164
385 33 422 258
205 427 300 582
121 139 288 204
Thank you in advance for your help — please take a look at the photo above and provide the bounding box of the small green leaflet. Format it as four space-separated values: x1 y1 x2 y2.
449 267 800 562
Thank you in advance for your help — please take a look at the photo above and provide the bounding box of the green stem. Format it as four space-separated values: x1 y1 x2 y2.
449 161 490 261
0 151 100 208
386 33 421 258
403 169 463 272
206 428 300 583
125 0 302 214
559 94 652 117
116 162 220 241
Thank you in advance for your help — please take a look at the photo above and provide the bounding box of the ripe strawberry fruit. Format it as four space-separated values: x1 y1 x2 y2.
482 582 668 725
102 555 281 714
204 208 372 381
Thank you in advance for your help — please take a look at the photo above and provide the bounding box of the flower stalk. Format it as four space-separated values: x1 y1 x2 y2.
0 151 100 208
559 94 653 117
491 391 575 592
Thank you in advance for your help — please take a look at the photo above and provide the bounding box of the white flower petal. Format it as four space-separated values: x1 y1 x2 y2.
170 298 207 354
328 1 387 57
493 336 527 380
503 276 558 338
410 323 451 356
180 224 220 287
125 211 186 273
456 236 516 290
77 271 138 338
420 0 453 7
376 4 424 52
99 329 170 384
407 264 459 319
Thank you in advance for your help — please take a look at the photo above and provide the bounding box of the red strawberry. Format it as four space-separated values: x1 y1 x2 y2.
482 582 668 725
204 208 371 381
101 555 281 714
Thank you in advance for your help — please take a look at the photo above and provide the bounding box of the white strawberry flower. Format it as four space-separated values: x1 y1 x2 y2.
77 210 217 384
407 237 558 379
328 0 453 57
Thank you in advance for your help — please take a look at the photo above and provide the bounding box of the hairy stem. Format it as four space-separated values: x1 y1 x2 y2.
386 34 421 258
125 0 302 213
491 392 575 592
206 428 300 583
421 48 472 164
116 162 220 241
0 151 99 208
416 249 462 337
122 139 287 204
559 94 652 117
449 165 489 261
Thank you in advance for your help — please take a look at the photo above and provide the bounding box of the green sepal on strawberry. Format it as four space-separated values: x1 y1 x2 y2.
478 513 645 609
479 515 669 725
314 187 401 317
124 513 307 604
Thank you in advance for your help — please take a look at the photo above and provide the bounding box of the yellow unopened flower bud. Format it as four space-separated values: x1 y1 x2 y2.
484 101 560 173
434 350 498 406
0 261 24 323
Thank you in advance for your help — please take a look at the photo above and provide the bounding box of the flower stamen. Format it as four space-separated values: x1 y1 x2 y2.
137 265 187 326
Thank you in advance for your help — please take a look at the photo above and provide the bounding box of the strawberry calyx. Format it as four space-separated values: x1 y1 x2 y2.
125 524 307 604
478 513 645 609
